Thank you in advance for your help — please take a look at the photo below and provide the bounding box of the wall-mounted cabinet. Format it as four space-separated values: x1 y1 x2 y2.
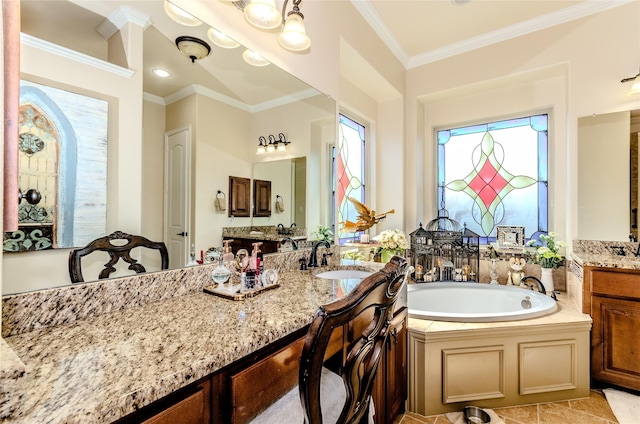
253 179 271 217
229 176 250 217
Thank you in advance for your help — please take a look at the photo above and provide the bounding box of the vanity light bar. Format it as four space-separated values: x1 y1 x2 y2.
256 133 290 154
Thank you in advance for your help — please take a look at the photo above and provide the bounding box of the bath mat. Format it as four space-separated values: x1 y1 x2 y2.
445 408 504 424
603 388 640 424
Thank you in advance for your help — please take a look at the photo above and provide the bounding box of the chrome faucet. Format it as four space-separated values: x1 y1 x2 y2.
280 237 298 250
520 276 546 295
308 240 330 268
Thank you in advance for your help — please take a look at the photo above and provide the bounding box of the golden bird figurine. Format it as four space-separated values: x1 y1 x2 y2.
340 197 394 233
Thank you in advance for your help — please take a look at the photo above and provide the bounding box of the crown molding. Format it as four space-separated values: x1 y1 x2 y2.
20 33 135 78
352 0 634 70
97 6 152 40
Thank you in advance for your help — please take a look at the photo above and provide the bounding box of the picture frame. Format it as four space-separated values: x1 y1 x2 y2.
496 226 525 248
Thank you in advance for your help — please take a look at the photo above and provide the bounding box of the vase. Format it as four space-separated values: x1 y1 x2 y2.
540 267 554 292
381 249 400 263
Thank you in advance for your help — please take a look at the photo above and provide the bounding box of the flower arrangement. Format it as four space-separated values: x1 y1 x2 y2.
526 232 565 268
373 229 410 251
312 225 334 243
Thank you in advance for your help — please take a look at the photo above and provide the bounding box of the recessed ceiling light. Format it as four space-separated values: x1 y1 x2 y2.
152 68 172 78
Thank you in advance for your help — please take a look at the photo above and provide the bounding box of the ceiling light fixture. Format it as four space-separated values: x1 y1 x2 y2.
207 28 240 49
221 0 310 52
242 49 270 66
164 0 202 27
621 68 640 95
175 36 211 63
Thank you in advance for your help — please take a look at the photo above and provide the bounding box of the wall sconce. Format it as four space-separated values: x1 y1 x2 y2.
621 67 640 95
175 36 211 63
220 0 311 52
256 133 291 154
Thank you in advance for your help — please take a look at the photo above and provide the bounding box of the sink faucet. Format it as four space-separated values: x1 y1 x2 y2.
520 276 546 295
308 240 330 268
280 237 298 250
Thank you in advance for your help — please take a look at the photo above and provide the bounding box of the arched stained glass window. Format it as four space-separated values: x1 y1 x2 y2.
437 114 548 244
336 114 365 244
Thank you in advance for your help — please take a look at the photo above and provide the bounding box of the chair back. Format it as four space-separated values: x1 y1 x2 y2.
299 256 409 424
68 231 169 283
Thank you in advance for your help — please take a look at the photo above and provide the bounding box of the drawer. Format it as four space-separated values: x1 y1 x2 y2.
230 336 304 424
590 269 640 298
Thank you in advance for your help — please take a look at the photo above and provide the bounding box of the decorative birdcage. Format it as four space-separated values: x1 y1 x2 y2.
408 209 480 282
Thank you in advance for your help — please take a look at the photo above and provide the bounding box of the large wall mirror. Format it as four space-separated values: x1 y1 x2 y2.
2 0 336 294
577 109 640 242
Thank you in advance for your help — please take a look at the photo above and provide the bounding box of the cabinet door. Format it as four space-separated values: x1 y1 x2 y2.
384 309 408 422
370 308 408 424
253 179 271 217
592 296 640 390
229 176 250 217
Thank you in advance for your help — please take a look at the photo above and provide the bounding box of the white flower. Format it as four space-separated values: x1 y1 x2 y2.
373 229 410 250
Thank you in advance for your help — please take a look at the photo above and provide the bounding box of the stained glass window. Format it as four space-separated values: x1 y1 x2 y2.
437 114 548 244
335 114 366 244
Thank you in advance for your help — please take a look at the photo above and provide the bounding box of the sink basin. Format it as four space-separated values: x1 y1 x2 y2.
314 270 373 280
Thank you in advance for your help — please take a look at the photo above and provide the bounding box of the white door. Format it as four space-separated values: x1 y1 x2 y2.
164 126 191 268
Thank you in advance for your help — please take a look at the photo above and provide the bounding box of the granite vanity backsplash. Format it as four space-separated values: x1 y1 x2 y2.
222 225 308 242
1 245 340 338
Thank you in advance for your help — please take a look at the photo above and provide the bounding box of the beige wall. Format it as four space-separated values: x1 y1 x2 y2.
406 3 640 247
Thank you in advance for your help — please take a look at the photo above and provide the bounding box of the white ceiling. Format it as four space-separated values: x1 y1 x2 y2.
19 0 635 106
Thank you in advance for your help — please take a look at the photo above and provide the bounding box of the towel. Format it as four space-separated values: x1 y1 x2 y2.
215 197 226 212
603 388 640 424
445 408 504 424
275 196 285 213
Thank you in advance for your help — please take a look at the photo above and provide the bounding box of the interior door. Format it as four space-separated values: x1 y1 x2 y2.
164 127 191 268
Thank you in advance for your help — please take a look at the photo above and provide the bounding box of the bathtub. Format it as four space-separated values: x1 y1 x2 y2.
407 282 557 322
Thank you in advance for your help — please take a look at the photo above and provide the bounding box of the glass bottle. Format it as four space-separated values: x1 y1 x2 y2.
211 256 231 289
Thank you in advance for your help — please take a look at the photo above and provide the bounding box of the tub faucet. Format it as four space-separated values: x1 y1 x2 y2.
308 240 330 268
520 276 546 295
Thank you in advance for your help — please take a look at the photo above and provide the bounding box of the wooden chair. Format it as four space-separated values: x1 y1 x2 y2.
250 256 409 424
68 230 169 283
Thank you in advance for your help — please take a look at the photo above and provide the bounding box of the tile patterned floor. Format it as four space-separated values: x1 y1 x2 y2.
393 390 619 424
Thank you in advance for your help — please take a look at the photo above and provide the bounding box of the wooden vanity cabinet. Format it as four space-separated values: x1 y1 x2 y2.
370 307 408 424
583 266 640 391
114 376 211 424
223 237 279 254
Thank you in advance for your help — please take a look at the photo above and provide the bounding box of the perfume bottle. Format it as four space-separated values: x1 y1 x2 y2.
211 256 231 288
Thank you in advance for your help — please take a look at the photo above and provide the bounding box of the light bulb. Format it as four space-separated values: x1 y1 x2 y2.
244 0 281 30
164 0 202 27
279 13 310 52
207 28 240 49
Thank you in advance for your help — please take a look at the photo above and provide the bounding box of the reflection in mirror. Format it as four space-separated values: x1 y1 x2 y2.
253 158 306 228
577 110 639 241
2 0 336 294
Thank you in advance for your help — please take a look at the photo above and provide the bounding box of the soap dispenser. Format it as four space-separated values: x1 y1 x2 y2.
249 242 263 272
222 240 235 262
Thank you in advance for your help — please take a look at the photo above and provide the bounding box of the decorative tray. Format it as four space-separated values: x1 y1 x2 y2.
203 283 280 301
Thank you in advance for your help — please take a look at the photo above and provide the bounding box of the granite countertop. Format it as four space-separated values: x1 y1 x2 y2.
1 268 375 424
570 251 640 270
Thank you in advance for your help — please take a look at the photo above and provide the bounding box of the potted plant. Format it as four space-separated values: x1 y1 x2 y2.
526 232 565 292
